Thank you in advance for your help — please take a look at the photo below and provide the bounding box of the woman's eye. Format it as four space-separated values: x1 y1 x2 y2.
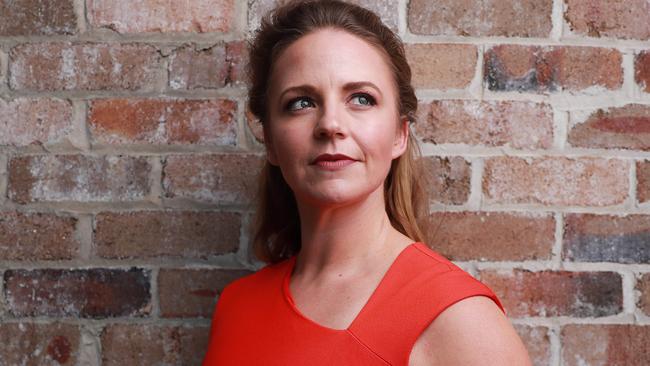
350 93 376 106
287 97 314 111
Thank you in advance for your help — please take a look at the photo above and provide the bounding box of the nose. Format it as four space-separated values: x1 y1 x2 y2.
313 101 346 139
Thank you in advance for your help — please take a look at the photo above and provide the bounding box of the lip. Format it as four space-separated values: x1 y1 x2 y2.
311 153 358 170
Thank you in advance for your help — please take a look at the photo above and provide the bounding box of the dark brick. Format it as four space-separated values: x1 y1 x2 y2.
637 273 650 316
0 322 80 365
158 268 253 318
4 268 151 318
421 156 471 205
95 211 241 259
0 211 78 260
568 104 650 150
162 154 264 205
480 269 623 317
0 0 76 36
8 155 152 204
101 324 209 366
564 214 650 264
638 160 650 203
423 212 554 261
484 45 622 92
562 325 650 366
636 51 650 93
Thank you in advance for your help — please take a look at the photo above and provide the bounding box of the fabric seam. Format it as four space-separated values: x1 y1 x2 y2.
346 329 392 365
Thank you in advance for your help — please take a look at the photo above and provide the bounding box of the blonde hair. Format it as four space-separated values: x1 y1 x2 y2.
247 0 428 264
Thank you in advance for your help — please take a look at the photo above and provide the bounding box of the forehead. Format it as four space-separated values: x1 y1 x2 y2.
269 28 396 91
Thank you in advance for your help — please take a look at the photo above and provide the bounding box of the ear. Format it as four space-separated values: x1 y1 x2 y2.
263 124 279 166
391 116 409 159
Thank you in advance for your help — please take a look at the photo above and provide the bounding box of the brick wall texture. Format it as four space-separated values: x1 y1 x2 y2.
0 0 649 365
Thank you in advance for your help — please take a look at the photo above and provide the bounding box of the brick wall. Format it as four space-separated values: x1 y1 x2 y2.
0 0 648 365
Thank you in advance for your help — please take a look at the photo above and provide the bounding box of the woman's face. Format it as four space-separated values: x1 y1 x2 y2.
265 28 408 208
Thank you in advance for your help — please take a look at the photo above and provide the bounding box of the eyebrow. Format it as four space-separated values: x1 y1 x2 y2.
277 81 383 102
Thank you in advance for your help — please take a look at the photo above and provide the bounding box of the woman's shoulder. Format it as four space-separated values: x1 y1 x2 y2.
220 257 294 300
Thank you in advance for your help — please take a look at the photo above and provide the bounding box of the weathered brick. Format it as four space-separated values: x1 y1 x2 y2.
569 104 650 151
513 325 551 366
9 43 161 91
484 45 622 92
423 211 554 261
564 214 650 264
420 156 470 205
162 154 264 205
408 0 552 37
565 0 650 40
248 0 399 32
0 211 78 260
636 51 650 93
405 44 477 89
562 325 650 366
0 0 76 36
0 98 73 147
638 160 650 203
483 157 629 206
637 273 650 316
169 41 247 89
89 99 237 146
0 322 80 365
95 211 241 259
8 155 152 204
4 268 151 318
480 269 622 317
415 100 553 149
87 0 234 33
158 268 253 318
101 324 209 366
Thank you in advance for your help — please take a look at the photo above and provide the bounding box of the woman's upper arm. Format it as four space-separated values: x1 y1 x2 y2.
409 295 532 366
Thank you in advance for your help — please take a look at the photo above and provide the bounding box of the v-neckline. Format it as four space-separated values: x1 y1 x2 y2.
281 242 420 333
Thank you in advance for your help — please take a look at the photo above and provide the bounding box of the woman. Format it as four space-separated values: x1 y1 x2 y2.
203 0 531 364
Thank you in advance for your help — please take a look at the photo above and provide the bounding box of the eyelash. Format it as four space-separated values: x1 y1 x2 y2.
285 92 377 111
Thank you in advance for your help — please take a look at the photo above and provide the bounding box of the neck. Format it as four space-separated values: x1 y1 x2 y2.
293 186 408 279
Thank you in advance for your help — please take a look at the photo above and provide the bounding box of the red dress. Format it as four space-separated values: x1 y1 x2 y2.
203 242 505 365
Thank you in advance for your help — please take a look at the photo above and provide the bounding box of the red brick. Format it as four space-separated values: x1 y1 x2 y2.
0 98 73 147
565 0 650 40
101 324 209 366
483 156 629 206
9 43 161 91
423 211 554 261
7 155 152 204
4 268 151 318
637 273 650 316
562 325 650 366
638 161 650 203
169 41 247 89
248 0 399 32
485 45 623 92
158 268 253 318
405 44 477 89
480 269 622 317
421 156 471 205
0 211 78 260
636 51 650 93
569 104 650 150
162 154 264 205
408 0 552 37
94 211 241 259
564 214 650 264
87 0 234 33
0 323 80 365
513 325 551 366
89 98 237 146
0 0 76 36
415 100 553 149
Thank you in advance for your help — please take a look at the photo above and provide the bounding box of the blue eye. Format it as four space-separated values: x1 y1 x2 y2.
287 97 314 111
351 93 376 106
